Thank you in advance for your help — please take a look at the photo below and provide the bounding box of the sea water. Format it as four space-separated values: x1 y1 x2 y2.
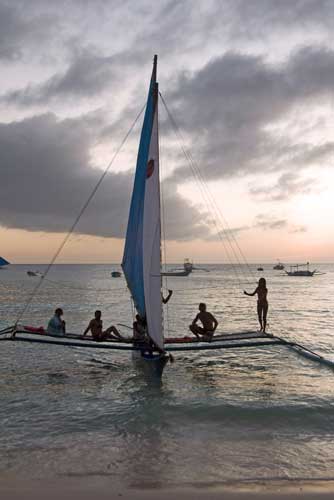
0 263 334 489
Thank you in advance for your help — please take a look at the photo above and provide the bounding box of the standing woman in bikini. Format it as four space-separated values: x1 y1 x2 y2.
244 277 268 332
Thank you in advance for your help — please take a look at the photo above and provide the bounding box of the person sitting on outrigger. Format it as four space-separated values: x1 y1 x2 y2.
47 308 66 336
82 310 124 341
133 314 148 344
244 277 268 332
133 314 174 362
189 303 218 341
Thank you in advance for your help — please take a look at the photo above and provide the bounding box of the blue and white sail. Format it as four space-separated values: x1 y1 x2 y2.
0 257 9 267
122 55 163 350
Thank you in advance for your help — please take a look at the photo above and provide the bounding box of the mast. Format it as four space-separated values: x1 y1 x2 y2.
122 55 163 350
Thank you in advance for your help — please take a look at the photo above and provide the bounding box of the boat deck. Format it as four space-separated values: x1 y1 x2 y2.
0 326 280 351
1 326 333 370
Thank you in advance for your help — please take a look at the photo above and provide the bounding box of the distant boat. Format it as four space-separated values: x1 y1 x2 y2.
161 269 191 277
183 258 193 273
27 270 43 277
0 257 9 268
257 267 264 271
286 262 317 277
111 271 122 278
273 260 284 270
161 258 193 277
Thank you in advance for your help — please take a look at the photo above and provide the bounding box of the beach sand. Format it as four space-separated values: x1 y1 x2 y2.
2 479 334 500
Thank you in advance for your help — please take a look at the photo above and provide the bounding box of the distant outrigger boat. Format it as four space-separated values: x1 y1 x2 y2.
285 262 318 276
161 258 193 277
161 258 209 277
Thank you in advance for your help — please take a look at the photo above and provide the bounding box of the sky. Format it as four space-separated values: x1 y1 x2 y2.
0 0 334 264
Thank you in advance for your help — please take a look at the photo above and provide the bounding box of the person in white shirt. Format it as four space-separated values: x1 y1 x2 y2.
47 308 66 336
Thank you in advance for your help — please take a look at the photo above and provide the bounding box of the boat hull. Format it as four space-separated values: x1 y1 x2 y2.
161 270 190 277
286 271 314 276
132 349 168 378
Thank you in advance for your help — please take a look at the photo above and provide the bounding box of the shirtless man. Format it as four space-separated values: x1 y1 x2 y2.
83 310 123 341
189 303 218 341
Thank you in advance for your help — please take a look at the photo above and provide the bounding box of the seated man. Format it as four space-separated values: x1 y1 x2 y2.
83 310 123 342
47 308 66 336
189 303 218 341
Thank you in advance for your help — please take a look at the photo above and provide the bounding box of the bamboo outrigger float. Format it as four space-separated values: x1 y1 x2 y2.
1 325 334 372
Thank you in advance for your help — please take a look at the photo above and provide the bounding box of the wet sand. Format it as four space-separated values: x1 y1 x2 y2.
2 479 334 500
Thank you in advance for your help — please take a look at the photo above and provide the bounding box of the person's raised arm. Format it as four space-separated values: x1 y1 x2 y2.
244 287 258 297
162 289 173 304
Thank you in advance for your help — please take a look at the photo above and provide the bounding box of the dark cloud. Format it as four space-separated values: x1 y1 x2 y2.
250 173 314 201
0 112 209 240
0 2 58 61
2 48 124 106
166 46 334 184
1 0 333 247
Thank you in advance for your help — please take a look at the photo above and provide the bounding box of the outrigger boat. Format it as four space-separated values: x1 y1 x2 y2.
161 259 192 277
161 258 209 277
285 262 319 276
0 56 333 378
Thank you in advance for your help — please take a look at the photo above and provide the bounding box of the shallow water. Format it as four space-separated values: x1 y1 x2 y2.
0 263 334 488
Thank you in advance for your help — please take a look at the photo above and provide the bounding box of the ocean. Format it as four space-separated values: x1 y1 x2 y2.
0 263 334 490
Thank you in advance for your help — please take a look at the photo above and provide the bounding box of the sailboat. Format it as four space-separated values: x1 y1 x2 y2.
0 257 9 268
1 56 334 378
121 55 170 375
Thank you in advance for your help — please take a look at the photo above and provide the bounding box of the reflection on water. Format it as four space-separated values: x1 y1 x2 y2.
0 263 334 486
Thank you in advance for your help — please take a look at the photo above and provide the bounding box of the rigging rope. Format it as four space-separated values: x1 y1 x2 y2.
15 104 146 325
159 93 292 339
159 107 171 337
159 93 253 287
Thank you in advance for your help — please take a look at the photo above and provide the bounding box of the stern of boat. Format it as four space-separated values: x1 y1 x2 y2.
132 349 169 378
